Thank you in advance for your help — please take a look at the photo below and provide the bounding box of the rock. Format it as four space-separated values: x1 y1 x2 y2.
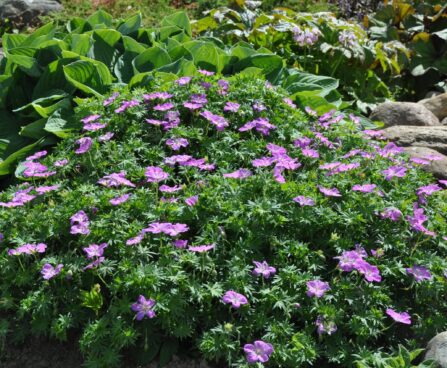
442 117 447 126
419 93 447 120
403 146 447 179
425 91 442 99
0 0 62 27
425 331 447 368
370 102 440 128
383 125 447 155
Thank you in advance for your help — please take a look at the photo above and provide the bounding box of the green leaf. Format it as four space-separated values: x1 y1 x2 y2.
63 59 112 98
33 59 77 100
234 54 283 76
132 46 172 73
13 94 70 118
117 13 142 36
0 75 13 109
2 34 27 52
87 10 113 28
158 339 178 367
90 29 122 68
284 71 339 97
80 284 103 316
45 109 79 138
161 11 192 36
5 48 41 78
128 72 155 89
68 34 91 56
19 118 47 139
157 58 197 76
182 41 221 72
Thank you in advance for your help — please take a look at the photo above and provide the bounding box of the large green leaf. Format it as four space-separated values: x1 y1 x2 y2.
161 11 192 37
13 94 70 118
45 108 79 138
182 41 222 72
5 48 41 78
87 10 113 28
33 59 77 100
89 29 122 68
132 46 172 73
0 75 13 109
2 34 27 52
20 118 47 139
68 34 92 56
233 53 283 76
284 71 339 97
63 59 112 98
117 13 142 36
157 58 197 76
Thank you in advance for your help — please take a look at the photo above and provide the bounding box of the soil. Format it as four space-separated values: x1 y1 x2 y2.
1 337 214 368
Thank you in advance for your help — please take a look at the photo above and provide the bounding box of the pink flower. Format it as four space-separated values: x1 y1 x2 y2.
223 169 252 179
41 263 63 280
98 171 135 188
83 243 108 259
159 185 182 193
224 102 240 113
8 243 47 256
154 102 174 111
316 316 337 335
380 208 402 221
318 186 341 197
222 290 248 308
143 92 173 101
98 132 114 142
302 148 319 158
176 77 192 85
166 138 189 151
293 196 315 207
352 184 376 193
386 308 411 325
188 244 215 252
145 166 169 183
252 261 276 279
75 137 93 154
103 92 119 106
406 265 432 282
131 295 156 320
81 114 101 124
185 195 198 206
382 165 407 180
173 239 188 248
26 150 47 161
54 159 69 167
356 261 381 282
126 233 144 246
283 97 296 108
200 110 229 131
35 185 60 194
109 194 131 206
198 69 215 76
306 280 330 298
243 341 274 364
114 99 140 113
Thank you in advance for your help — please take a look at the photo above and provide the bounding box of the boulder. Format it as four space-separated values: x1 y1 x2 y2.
0 0 62 27
383 126 447 155
403 146 447 179
442 117 447 126
425 331 447 368
370 102 440 127
419 93 447 120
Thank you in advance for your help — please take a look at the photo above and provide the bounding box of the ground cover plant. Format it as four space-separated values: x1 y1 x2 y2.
0 73 446 367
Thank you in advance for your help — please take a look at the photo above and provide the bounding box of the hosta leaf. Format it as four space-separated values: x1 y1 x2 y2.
132 46 172 74
161 11 192 37
117 13 142 36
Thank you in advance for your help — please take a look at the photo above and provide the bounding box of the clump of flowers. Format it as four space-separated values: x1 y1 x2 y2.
0 75 445 367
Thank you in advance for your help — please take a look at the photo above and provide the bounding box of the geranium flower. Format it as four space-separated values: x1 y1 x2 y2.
41 263 63 280
131 295 156 320
83 243 108 259
306 280 330 298
185 195 198 206
386 308 411 325
223 169 252 179
173 239 188 248
23 161 56 178
380 208 402 221
98 132 114 142
357 262 381 282
35 185 60 194
54 159 69 167
166 138 189 151
109 194 131 206
318 186 341 197
75 137 93 154
198 69 215 76
70 210 90 235
176 76 192 85
239 117 276 136
126 233 144 246
8 243 47 256
252 261 276 279
316 316 337 335
243 340 274 364
223 102 240 113
352 184 376 193
382 165 407 180
114 99 140 113
159 185 182 193
293 196 315 207
200 110 229 131
406 265 432 282
222 290 248 308
334 250 364 272
283 97 296 108
143 92 172 101
294 136 312 148
302 148 319 158
103 92 119 106
188 244 215 252
154 102 174 111
98 171 135 188
145 166 169 183
26 150 47 161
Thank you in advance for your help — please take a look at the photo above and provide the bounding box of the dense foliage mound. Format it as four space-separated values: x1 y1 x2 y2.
0 74 446 367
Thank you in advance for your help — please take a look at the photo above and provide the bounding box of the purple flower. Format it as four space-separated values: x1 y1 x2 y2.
383 165 407 180
406 265 432 282
81 114 101 124
417 184 442 198
334 250 364 272
200 110 229 131
222 290 248 309
223 168 252 179
173 239 188 248
357 261 382 282
41 263 63 280
143 92 173 101
386 308 411 325
126 233 145 246
75 137 93 154
98 132 114 142
252 102 266 112
114 99 140 113
0 187 36 207
223 101 240 113
176 77 192 86
318 186 341 197
294 137 312 148
83 256 105 271
239 117 276 136
98 171 135 188
439 180 447 187
302 148 319 158
378 142 404 158
252 157 275 167
131 295 156 320
243 340 274 364
54 159 69 167
146 118 169 126
0 233 3 242
110 194 131 206
166 138 189 151
143 222 189 237
164 155 193 166
293 196 315 207
23 161 56 178
185 195 198 207
183 101 203 110
306 280 330 298
198 69 215 76
83 243 108 259
83 122 106 132
217 79 229 95
352 184 376 193
26 150 47 161
103 92 120 106
316 316 337 335
159 185 182 193
252 261 276 279
283 97 296 108
154 102 174 111
380 208 402 221
35 185 60 194
293 26 321 46
145 166 169 183
407 203 436 237
188 244 215 252
70 210 90 235
8 243 47 256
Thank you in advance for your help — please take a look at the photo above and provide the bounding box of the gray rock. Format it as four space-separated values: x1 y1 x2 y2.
419 93 447 120
403 146 447 179
425 91 442 99
383 125 447 155
425 331 447 368
370 102 440 128
0 0 62 27
442 117 447 126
